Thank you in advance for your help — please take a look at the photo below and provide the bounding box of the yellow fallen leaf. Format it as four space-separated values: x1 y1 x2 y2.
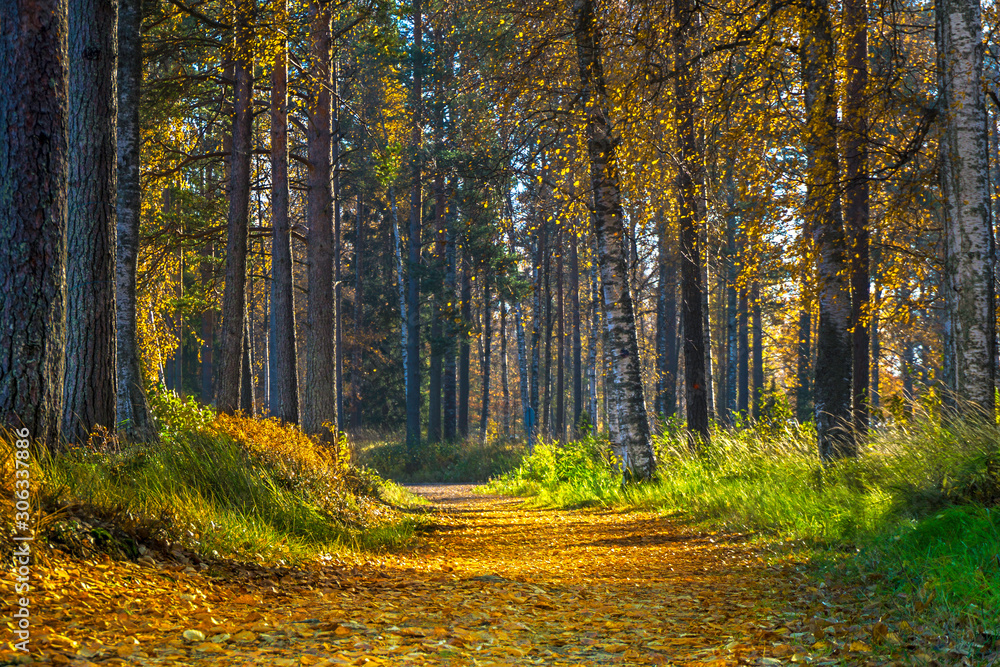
850 641 871 652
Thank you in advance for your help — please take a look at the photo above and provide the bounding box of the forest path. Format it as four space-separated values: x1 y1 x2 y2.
13 485 801 667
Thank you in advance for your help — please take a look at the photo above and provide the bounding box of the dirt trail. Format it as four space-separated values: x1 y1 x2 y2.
7 485 786 666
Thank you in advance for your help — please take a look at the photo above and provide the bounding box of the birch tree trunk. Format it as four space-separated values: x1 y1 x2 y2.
217 0 254 415
937 0 996 413
63 0 118 444
268 4 299 424
302 0 336 435
573 0 655 479
802 0 855 460
115 0 157 441
0 0 69 447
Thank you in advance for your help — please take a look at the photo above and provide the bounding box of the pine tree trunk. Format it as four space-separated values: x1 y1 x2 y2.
555 229 565 441
480 281 492 437
0 0 69 447
573 0 655 478
217 0 254 415
529 223 544 440
352 195 364 430
542 235 553 440
656 223 678 420
428 176 445 444
443 193 458 440
269 17 298 424
738 285 749 417
405 0 423 455
937 0 996 413
802 0 854 460
515 301 530 442
844 0 870 436
458 253 471 437
63 0 118 444
302 0 336 435
114 0 157 442
588 256 601 427
240 313 255 414
501 299 510 437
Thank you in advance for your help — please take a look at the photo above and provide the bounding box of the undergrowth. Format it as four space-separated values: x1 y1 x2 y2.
1 389 423 566
484 415 1000 633
353 423 526 483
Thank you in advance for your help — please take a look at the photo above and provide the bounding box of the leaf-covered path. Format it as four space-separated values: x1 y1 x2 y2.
8 486 821 666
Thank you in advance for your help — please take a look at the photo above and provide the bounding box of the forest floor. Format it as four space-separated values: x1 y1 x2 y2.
2 485 968 666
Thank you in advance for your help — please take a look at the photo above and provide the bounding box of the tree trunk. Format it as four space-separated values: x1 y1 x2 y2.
0 0 69 447
303 0 336 436
656 221 678 421
114 0 157 441
443 192 458 440
501 299 510 437
802 0 854 460
352 194 364 430
588 257 601 427
268 13 298 424
573 0 655 478
571 234 582 435
515 300 530 442
428 177 445 444
240 313 255 414
405 0 423 456
751 280 764 418
458 252 471 437
63 0 118 444
724 184 738 426
217 0 253 415
480 280 492 437
542 231 553 440
738 285 749 418
937 0 996 413
555 228 565 441
333 60 344 431
529 222 544 441
844 0 870 436
795 306 812 422
674 0 709 443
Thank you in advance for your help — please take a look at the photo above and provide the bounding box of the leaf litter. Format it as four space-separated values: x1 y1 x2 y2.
4 484 992 666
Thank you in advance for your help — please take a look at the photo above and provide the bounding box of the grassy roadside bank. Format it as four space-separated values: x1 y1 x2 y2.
483 416 1000 643
1 390 425 569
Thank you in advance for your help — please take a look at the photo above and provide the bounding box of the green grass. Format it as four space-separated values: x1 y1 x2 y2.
484 415 1000 631
1 391 425 566
352 427 527 483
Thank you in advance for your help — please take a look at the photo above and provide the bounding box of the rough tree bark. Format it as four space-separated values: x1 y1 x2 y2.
674 0 709 442
937 0 996 413
802 0 855 460
63 0 118 444
302 0 337 435
217 0 254 415
268 6 299 425
844 0 870 436
0 0 69 446
573 0 655 479
114 0 158 441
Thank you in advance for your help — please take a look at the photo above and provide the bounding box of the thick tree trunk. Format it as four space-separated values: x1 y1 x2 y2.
802 0 854 460
405 0 423 455
573 0 655 478
673 0 709 443
303 0 337 435
268 16 298 424
114 0 157 441
844 0 871 436
217 0 253 415
0 0 69 446
937 0 996 413
63 0 118 444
